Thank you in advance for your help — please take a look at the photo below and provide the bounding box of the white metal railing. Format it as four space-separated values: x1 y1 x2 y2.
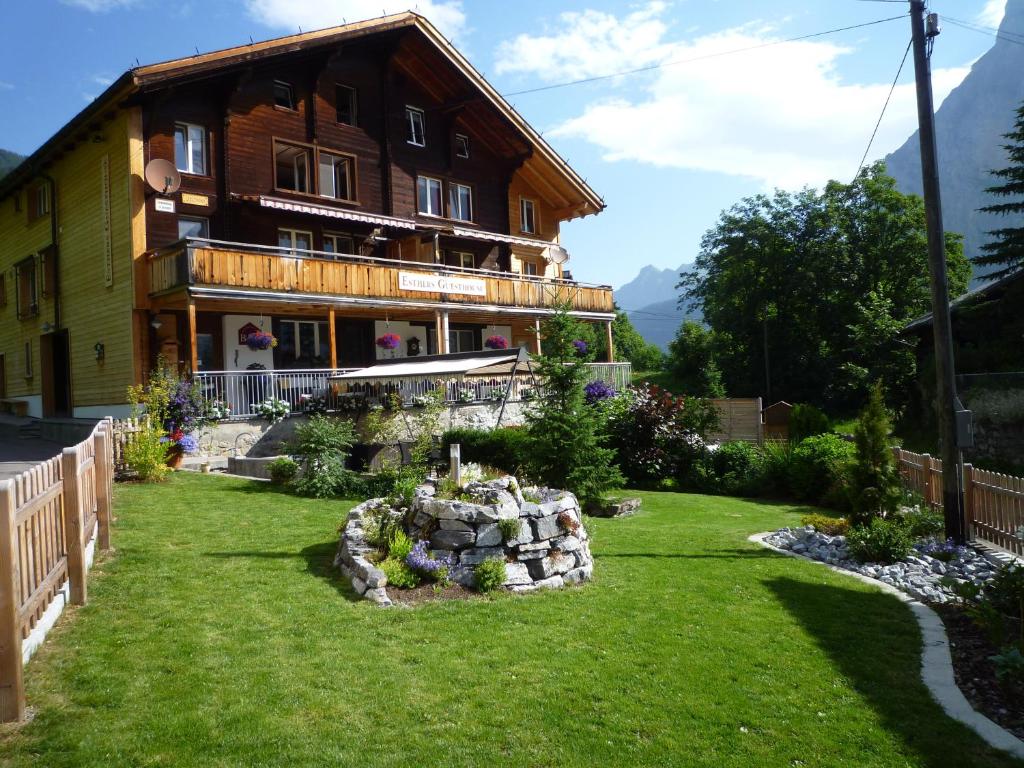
195 362 631 418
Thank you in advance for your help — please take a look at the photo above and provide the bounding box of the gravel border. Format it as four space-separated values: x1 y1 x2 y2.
750 531 1024 760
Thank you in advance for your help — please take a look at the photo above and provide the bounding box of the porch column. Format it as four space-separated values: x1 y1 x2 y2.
605 320 615 363
440 311 450 354
187 298 198 374
328 307 338 369
534 319 542 356
434 311 444 355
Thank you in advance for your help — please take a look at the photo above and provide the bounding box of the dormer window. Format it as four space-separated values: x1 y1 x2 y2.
406 106 425 147
455 133 470 159
274 80 297 110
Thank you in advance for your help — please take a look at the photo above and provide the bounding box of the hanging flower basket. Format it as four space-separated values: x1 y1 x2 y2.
376 333 401 350
485 335 509 350
246 331 277 351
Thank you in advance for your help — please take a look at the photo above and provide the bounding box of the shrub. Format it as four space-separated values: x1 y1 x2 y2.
789 403 830 443
846 518 913 564
800 513 850 536
498 517 522 542
789 433 855 508
387 529 415 561
759 439 796 498
441 428 532 477
991 648 1024 686
267 457 298 486
986 563 1024 625
290 415 360 499
122 423 170 483
848 383 902 525
474 558 507 593
708 441 765 496
898 505 944 538
380 557 420 589
361 503 401 549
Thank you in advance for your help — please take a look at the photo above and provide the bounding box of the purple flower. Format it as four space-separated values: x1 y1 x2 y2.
406 541 453 575
572 339 588 355
584 380 616 404
178 434 200 454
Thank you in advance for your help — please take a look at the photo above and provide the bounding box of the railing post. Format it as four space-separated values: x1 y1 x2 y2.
962 463 975 541
0 480 25 722
61 447 87 606
94 422 113 551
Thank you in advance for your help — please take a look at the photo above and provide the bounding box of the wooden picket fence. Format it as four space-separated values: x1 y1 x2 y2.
0 418 114 722
110 416 144 478
894 447 1024 557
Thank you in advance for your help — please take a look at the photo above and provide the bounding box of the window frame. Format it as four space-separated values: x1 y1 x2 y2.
273 139 313 195
454 133 470 159
273 80 297 111
448 181 473 222
448 328 478 354
522 259 539 277
276 319 330 365
416 175 444 217
272 137 359 203
15 256 38 320
335 83 357 126
173 122 208 176
520 197 537 235
406 106 426 147
453 251 475 269
24 341 32 379
323 232 357 257
178 216 210 241
277 228 314 255
317 149 356 203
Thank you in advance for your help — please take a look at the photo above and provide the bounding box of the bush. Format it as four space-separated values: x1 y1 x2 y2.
474 558 507 593
898 505 944 538
290 415 360 498
848 383 902 525
380 557 419 589
267 457 298 486
387 529 415 561
498 517 522 542
707 441 765 496
789 433 855 508
123 423 170 483
800 513 850 536
789 403 830 443
362 502 401 549
440 428 532 478
759 439 796 498
847 518 913 564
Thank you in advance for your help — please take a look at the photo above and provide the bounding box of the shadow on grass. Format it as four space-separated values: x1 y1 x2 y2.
203 540 360 602
764 576 1005 768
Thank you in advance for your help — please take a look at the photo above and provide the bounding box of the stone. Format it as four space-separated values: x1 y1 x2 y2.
550 535 583 553
527 552 576 580
439 519 474 532
564 564 593 584
519 501 545 518
364 587 391 606
506 519 533 547
430 529 476 550
535 575 565 590
414 484 436 498
516 551 546 561
532 514 562 541
475 523 503 547
587 497 642 518
351 576 367 595
510 584 538 594
460 547 505 565
350 556 387 589
502 562 533 586
413 511 433 529
450 565 476 587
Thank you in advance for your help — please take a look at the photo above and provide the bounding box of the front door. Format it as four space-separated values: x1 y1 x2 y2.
40 330 72 417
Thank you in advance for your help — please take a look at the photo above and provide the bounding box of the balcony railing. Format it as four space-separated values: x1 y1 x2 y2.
149 238 615 314
195 362 632 419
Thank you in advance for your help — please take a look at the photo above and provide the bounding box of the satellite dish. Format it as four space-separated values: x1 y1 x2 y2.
144 159 181 195
546 245 570 265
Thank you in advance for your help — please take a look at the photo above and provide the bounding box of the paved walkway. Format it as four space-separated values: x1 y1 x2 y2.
0 436 67 481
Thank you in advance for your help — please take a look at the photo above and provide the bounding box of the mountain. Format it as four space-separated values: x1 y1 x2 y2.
886 1 1024 282
614 263 701 350
0 149 24 180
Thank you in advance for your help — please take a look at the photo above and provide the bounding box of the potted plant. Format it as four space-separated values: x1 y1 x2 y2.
485 335 509 350
245 330 277 351
163 430 199 469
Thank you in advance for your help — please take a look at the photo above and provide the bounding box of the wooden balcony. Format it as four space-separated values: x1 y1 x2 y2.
147 239 615 316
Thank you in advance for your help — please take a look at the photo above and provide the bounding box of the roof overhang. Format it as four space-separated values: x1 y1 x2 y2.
331 347 531 381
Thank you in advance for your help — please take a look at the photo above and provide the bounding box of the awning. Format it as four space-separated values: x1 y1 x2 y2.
330 348 531 382
450 226 557 250
259 195 418 230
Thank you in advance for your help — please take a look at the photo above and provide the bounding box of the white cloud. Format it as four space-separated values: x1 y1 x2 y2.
0 81 14 91
977 0 1007 27
244 0 465 40
92 75 114 86
501 7 972 189
60 0 139 10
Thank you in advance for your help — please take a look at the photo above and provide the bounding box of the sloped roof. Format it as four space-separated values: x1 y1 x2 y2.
0 13 604 215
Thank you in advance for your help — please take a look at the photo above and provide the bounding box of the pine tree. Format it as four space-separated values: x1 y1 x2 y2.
976 104 1024 279
850 382 902 526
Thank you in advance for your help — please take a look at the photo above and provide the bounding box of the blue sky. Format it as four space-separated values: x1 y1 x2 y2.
0 0 1009 297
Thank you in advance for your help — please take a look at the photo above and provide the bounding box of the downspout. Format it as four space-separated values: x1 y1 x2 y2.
40 172 60 329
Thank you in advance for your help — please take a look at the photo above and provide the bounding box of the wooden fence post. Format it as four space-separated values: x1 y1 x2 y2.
0 480 25 722
962 463 975 540
61 447 87 606
450 443 461 487
921 454 934 506
94 422 112 551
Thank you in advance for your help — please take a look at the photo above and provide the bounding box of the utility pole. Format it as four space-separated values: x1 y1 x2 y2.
909 1 967 543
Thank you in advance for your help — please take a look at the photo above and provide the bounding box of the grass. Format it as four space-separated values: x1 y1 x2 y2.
3 473 1022 768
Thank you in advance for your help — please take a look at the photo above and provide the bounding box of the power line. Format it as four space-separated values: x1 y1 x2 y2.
853 37 913 181
942 16 1024 48
501 15 908 97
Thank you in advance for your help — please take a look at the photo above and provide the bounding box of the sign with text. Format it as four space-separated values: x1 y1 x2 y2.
398 271 486 297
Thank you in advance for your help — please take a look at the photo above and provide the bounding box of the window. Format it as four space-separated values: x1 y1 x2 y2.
173 123 207 175
455 133 470 159
34 185 50 218
448 328 478 353
178 216 209 240
336 84 357 126
276 320 330 366
453 251 474 269
448 182 472 222
274 80 296 110
323 233 356 256
275 141 311 193
24 342 32 379
0 273 5 307
416 176 443 216
318 151 354 201
196 334 215 371
520 198 537 234
406 106 425 146
278 228 313 254
15 257 37 319
522 260 539 277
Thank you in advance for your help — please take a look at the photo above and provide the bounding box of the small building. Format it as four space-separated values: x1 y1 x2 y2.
0 13 621 420
762 401 793 442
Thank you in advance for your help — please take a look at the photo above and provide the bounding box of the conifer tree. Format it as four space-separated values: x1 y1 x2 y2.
976 104 1024 279
850 382 902 526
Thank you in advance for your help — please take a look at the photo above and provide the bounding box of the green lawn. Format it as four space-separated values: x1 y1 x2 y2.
3 474 1022 768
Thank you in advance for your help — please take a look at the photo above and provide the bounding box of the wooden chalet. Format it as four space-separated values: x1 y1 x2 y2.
0 13 622 419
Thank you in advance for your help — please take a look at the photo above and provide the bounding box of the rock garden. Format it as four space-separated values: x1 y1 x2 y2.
335 470 594 606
